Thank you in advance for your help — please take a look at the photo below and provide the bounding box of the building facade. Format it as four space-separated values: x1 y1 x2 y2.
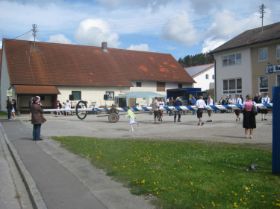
212 22 280 101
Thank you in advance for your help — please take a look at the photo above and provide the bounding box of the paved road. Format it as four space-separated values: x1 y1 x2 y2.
1 119 154 209
21 111 272 146
0 122 32 209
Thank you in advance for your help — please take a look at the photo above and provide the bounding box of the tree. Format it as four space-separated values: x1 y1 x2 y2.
178 53 214 67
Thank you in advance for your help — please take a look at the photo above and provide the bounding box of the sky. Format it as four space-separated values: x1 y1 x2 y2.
0 0 279 59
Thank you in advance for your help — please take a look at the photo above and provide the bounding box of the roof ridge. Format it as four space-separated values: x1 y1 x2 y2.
2 38 171 56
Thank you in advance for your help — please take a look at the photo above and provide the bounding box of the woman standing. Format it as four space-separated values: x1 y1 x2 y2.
243 95 256 139
31 96 46 141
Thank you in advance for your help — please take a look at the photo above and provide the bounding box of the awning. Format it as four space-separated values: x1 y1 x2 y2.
120 91 165 99
14 85 60 94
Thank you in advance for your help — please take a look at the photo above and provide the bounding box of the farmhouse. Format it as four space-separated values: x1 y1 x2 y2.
0 39 194 112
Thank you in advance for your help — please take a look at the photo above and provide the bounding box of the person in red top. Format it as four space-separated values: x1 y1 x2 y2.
243 95 256 139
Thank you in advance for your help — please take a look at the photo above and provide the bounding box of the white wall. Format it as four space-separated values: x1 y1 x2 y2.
57 86 129 107
214 48 252 101
0 47 12 111
130 81 192 92
57 81 192 107
192 67 214 91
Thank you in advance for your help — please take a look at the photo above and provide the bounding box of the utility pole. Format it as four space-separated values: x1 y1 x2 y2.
32 24 38 46
259 4 265 31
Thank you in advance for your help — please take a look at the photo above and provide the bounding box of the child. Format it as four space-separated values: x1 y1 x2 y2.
127 107 137 132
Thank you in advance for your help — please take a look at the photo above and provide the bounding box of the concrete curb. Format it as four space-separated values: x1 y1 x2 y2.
0 124 48 209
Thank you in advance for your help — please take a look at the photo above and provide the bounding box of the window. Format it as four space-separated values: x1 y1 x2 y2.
259 76 268 92
136 82 142 87
212 74 215 80
105 91 114 100
258 47 268 62
205 74 209 79
277 75 280 86
223 78 242 94
72 91 81 100
223 80 228 92
178 83 183 88
276 45 280 59
157 82 165 92
222 53 242 66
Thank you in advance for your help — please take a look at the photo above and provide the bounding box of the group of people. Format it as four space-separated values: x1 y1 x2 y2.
150 92 271 139
55 100 72 116
6 92 271 139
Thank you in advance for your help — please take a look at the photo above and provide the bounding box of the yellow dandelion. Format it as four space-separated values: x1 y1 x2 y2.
275 202 280 207
233 202 239 208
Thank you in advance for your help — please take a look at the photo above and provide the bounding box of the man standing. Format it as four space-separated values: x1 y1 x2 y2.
174 97 182 123
196 95 207 126
6 98 12 120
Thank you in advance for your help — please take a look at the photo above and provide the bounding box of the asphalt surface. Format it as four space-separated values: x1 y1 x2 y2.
34 111 272 146
0 111 273 209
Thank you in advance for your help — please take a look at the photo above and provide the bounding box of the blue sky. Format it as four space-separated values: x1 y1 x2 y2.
0 0 279 59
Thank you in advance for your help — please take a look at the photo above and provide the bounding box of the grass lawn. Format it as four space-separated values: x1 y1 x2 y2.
53 136 280 209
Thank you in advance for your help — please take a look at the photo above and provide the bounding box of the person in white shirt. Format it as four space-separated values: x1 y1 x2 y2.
151 98 160 123
64 100 72 116
260 93 270 121
234 94 243 122
196 95 207 126
206 95 214 122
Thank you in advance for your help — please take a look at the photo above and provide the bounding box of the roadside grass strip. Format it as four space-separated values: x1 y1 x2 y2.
53 137 280 209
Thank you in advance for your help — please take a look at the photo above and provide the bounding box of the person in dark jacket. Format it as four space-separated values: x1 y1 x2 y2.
31 96 46 141
6 98 12 120
174 97 182 122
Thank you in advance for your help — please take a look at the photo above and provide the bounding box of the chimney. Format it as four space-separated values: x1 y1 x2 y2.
101 42 108 52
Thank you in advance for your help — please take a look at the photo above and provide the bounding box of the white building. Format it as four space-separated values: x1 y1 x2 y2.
184 64 214 91
0 39 194 112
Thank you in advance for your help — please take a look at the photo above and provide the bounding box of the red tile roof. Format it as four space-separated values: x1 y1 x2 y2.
14 85 60 94
3 39 194 87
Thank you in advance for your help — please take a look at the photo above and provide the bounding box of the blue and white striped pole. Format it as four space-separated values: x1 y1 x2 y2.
272 87 280 174
44 103 273 113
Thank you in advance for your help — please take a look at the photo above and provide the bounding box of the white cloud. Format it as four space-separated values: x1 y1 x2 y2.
162 12 198 46
127 44 149 51
200 9 263 53
95 0 174 10
48 34 72 44
201 37 226 53
207 10 260 39
75 18 120 47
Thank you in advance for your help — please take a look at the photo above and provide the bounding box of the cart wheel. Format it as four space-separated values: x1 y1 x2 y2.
108 113 119 123
76 100 88 120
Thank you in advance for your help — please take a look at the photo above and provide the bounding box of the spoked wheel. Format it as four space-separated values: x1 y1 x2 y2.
108 113 120 123
75 100 88 120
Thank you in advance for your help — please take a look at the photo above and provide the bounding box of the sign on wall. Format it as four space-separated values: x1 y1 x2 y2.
265 64 280 74
6 89 13 97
